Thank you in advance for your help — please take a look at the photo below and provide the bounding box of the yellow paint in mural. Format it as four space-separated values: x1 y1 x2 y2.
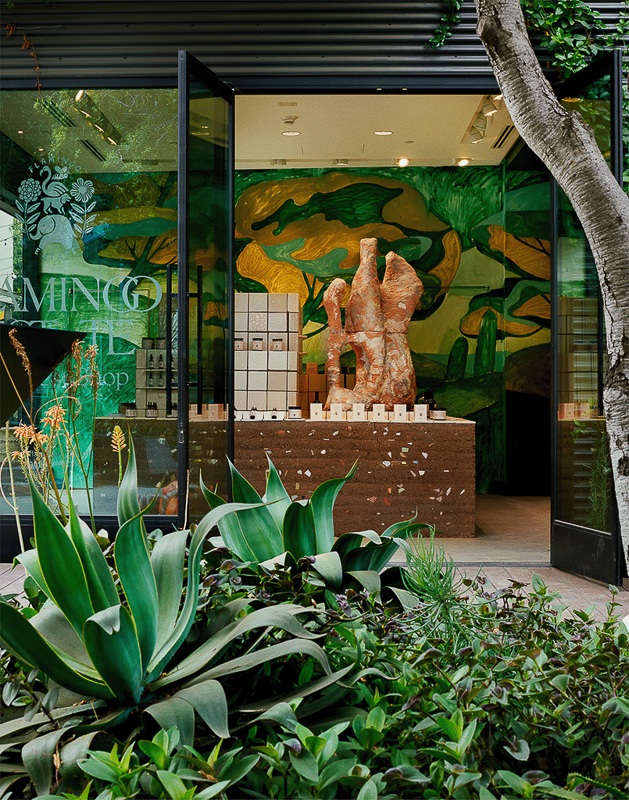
237 242 323 303
461 306 539 338
236 173 447 265
93 207 176 227
488 225 550 281
512 293 551 320
422 230 462 305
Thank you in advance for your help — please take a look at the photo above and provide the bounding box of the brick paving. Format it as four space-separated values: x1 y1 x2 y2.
2 495 628 622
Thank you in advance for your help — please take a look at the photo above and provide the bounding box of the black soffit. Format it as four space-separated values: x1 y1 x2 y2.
0 323 86 425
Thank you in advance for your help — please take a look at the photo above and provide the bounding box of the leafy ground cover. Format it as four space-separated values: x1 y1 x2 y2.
1 455 628 799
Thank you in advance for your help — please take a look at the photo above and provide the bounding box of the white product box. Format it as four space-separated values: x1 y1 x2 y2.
414 404 428 422
330 403 344 421
310 402 323 421
264 409 286 420
234 312 248 331
287 293 300 313
268 351 288 371
267 391 287 409
248 350 267 371
248 371 268 391
394 404 407 422
268 312 288 332
351 403 366 421
234 371 247 391
234 350 248 371
268 371 287 391
373 404 386 422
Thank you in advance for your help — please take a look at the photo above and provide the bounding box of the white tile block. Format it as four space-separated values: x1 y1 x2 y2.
249 312 267 331
287 351 299 372
270 335 287 351
234 390 247 409
268 312 287 332
249 293 267 312
234 371 247 390
268 351 288 371
287 372 298 391
234 312 248 331
248 350 268 371
287 293 300 313
248 371 268 391
268 293 287 312
288 312 300 332
234 350 248 371
267 391 287 409
287 391 299 406
288 332 300 351
249 332 267 351
247 390 267 409
234 293 248 312
268 371 287 391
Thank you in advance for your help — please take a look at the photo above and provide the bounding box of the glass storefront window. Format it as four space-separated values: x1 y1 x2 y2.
1 87 179 523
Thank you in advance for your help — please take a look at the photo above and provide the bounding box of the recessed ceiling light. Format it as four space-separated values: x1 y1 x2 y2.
397 157 409 167
282 130 300 136
17 130 24 134
335 159 349 166
457 158 470 167
38 148 44 152
374 130 393 136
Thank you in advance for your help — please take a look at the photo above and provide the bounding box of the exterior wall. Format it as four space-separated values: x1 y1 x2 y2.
2 1 624 86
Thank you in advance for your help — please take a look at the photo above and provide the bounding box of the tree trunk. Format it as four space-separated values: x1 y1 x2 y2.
474 0 629 569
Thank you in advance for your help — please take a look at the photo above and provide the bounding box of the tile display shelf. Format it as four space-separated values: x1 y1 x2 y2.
234 292 305 413
234 419 476 537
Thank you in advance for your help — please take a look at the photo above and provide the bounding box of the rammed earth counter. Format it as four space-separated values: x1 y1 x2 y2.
234 419 476 537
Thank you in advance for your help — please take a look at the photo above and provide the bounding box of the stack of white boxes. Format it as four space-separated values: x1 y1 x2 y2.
234 293 302 412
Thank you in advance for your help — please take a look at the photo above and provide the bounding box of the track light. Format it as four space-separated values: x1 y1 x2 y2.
470 130 484 144
483 99 498 116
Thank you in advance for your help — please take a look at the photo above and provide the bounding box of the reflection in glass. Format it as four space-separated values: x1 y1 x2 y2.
0 88 178 522
555 190 612 533
185 79 231 524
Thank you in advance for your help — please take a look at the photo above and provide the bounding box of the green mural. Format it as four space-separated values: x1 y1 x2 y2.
235 167 551 493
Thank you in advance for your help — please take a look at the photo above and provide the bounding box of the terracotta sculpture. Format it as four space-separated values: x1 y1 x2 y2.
324 237 423 411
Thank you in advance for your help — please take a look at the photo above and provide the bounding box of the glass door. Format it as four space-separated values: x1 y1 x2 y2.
177 52 234 528
551 51 623 584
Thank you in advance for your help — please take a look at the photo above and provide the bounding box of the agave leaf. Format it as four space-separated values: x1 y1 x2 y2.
388 586 421 609
145 501 274 682
66 500 118 613
228 459 264 503
199 471 226 509
0 602 113 700
152 604 318 689
309 460 357 553
175 680 229 739
117 435 141 526
82 605 143 703
145 696 195 748
151 530 188 651
30 604 94 673
217 504 284 563
185 638 332 687
114 514 158 674
332 530 381 561
343 537 403 574
346 570 381 594
15 549 51 601
283 500 317 559
28 475 94 637
311 551 343 590
263 456 292 532
23 728 69 797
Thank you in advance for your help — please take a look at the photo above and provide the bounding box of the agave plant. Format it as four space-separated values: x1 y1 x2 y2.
201 456 418 592
0 441 342 797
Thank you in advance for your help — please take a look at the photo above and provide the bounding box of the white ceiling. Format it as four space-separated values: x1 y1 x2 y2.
235 93 518 169
1 89 518 177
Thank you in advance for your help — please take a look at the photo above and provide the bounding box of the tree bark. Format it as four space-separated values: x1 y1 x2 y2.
474 0 629 569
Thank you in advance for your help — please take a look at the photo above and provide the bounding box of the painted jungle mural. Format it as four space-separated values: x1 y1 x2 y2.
234 167 551 493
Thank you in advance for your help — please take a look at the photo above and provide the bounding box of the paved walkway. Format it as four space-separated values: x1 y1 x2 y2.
2 496 628 622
